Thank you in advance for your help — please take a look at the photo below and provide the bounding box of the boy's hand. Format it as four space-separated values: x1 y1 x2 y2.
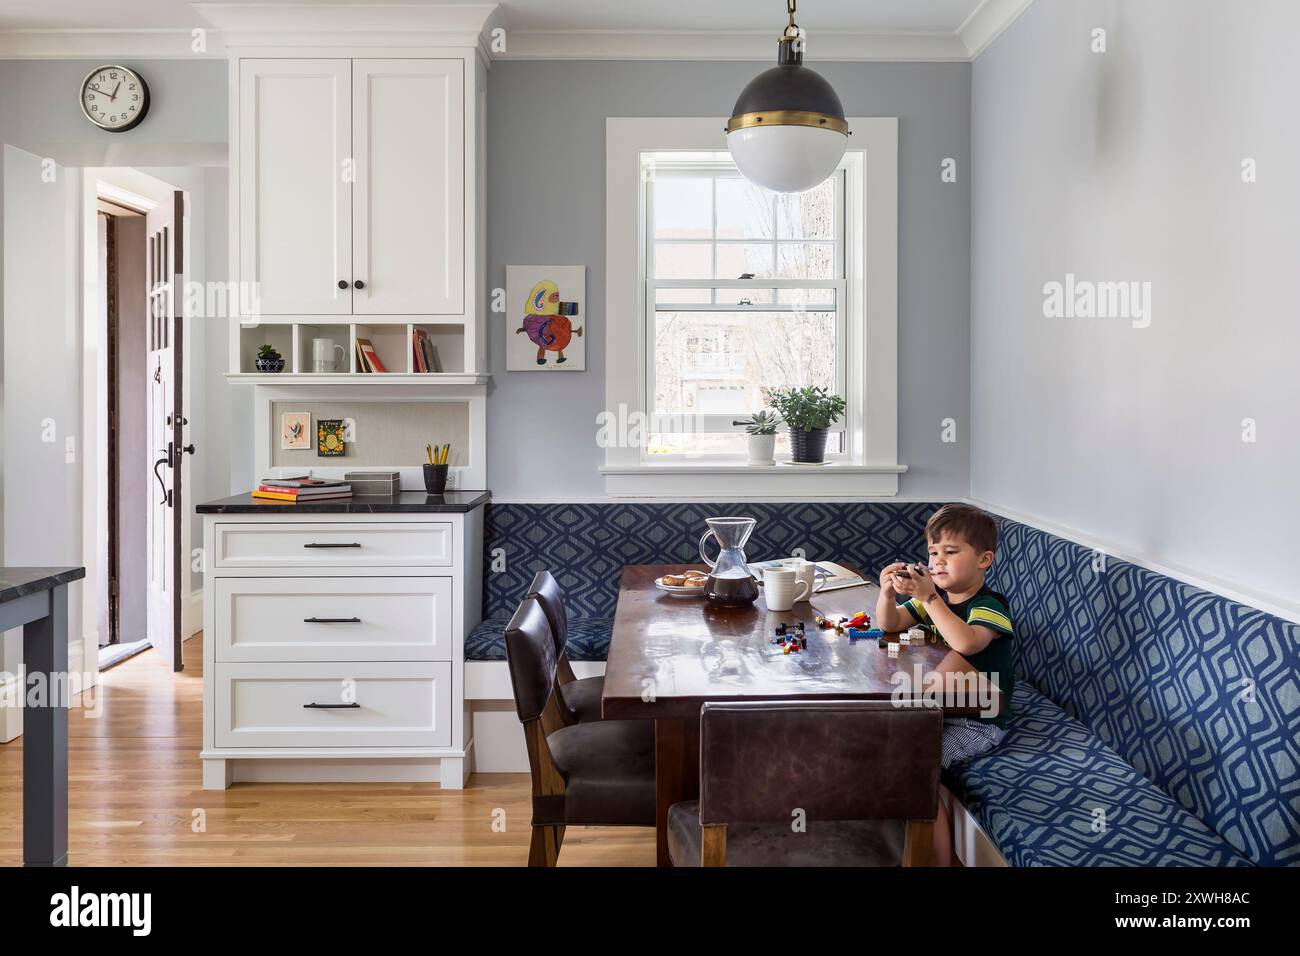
879 562 907 596
908 563 938 602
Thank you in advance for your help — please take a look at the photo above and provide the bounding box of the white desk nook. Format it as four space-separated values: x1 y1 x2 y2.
196 491 487 790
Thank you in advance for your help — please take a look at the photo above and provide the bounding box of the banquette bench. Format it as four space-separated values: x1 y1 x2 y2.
465 501 1299 867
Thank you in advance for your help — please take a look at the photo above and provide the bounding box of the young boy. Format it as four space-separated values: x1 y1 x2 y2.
874 503 1015 865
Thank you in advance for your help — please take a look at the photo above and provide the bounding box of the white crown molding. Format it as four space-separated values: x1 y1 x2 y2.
191 1 501 49
0 29 225 59
495 29 970 62
957 0 1038 59
0 2 1035 62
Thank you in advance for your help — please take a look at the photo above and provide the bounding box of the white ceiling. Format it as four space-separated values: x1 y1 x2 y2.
0 0 1032 60
0 0 984 36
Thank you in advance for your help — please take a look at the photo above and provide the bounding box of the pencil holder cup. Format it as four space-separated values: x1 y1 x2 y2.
423 463 449 494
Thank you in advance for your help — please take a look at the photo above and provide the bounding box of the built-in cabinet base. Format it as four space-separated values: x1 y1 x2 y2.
201 746 474 789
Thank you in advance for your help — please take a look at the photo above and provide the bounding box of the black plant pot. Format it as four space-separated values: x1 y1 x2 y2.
788 426 829 464
255 355 285 373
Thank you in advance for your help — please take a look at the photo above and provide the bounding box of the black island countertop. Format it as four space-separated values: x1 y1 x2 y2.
0 566 86 604
196 490 491 514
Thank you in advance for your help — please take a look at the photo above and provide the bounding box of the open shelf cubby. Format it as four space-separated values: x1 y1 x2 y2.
230 319 473 382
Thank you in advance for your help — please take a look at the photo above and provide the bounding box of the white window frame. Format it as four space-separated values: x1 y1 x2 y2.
603 117 903 497
644 162 850 452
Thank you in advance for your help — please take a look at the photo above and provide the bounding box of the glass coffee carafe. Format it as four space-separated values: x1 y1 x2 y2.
699 516 760 607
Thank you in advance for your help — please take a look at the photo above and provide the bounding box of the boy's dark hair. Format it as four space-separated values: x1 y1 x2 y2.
925 504 998 555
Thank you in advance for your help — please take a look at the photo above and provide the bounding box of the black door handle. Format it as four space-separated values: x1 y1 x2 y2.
303 702 361 709
303 617 361 624
303 542 362 549
182 444 196 455
152 456 170 505
338 279 350 290
353 280 365 290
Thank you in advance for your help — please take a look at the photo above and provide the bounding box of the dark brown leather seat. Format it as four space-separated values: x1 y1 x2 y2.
504 596 655 865
527 570 605 723
667 700 943 867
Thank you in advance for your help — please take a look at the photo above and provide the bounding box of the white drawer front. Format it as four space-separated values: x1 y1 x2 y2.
213 522 452 569
214 662 452 749
215 577 452 663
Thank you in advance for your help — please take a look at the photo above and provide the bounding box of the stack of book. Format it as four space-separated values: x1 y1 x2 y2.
354 337 388 373
253 476 352 503
412 328 442 373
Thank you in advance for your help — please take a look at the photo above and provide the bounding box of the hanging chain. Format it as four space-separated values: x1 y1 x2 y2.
785 0 800 38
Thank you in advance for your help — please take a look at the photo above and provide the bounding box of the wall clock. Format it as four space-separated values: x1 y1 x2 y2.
80 65 150 132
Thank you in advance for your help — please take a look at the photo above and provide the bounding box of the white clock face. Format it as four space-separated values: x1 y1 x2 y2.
81 66 149 132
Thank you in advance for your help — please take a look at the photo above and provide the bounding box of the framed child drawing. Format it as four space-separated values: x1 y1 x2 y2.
506 265 585 371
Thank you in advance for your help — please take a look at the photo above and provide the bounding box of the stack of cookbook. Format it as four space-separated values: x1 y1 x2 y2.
252 475 352 503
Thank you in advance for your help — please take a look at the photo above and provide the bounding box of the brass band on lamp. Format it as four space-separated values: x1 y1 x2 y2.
726 110 850 136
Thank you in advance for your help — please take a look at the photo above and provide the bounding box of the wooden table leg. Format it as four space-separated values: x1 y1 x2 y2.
654 717 701 867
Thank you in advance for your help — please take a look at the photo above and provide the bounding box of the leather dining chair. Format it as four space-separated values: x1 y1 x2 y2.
667 700 944 867
527 570 605 724
504 596 656 866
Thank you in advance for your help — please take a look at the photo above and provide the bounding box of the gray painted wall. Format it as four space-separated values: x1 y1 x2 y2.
971 0 1300 609
486 60 972 499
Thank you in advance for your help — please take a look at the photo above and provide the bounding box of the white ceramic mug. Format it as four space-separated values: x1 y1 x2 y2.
763 567 810 612
788 558 825 598
312 337 346 373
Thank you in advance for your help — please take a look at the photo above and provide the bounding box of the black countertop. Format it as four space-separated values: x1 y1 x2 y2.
0 567 86 604
196 490 491 514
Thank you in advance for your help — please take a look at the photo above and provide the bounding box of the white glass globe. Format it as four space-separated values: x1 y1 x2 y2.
727 123 848 194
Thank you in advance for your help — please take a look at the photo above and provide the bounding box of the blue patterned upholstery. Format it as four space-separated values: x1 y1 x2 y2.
469 500 1299 867
482 501 935 620
983 517 1300 867
945 683 1252 867
467 615 612 663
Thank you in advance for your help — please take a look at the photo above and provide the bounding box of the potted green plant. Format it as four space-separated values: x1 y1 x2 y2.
733 410 781 465
255 343 285 373
764 386 847 464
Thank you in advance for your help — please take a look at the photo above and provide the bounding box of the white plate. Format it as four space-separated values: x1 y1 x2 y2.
655 576 707 597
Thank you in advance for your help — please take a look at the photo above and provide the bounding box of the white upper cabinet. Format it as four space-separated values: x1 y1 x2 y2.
238 57 466 319
240 59 352 316
353 60 464 316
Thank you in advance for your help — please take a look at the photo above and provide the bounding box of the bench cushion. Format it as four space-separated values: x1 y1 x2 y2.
988 517 1300 866
466 615 612 662
945 683 1253 867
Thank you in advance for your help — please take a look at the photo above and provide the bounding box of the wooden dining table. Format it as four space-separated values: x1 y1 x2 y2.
601 563 1004 866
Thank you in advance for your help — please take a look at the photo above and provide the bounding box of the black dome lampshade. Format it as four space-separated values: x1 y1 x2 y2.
726 0 850 193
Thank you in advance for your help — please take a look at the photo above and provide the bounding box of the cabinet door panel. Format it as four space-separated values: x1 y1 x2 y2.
240 59 352 315
353 59 464 316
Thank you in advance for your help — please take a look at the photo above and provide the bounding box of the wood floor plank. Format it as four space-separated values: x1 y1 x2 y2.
0 633 654 867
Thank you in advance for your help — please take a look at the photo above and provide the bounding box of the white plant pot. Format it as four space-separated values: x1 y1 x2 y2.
747 432 777 465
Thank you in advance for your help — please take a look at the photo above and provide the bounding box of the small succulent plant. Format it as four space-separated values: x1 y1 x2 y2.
733 410 781 435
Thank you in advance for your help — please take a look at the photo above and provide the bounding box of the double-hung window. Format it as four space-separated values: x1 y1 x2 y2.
604 118 900 496
644 153 848 459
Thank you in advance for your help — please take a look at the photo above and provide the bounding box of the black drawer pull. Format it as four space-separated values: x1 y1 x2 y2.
303 702 360 709
303 617 361 624
303 542 362 549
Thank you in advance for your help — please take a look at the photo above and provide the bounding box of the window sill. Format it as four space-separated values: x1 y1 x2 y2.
598 462 906 498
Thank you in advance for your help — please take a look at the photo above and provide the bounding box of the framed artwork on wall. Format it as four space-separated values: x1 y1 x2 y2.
281 412 311 450
506 265 585 371
317 419 346 456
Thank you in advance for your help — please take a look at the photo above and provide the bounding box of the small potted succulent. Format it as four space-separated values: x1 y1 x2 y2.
734 410 781 465
764 386 847 464
255 343 285 373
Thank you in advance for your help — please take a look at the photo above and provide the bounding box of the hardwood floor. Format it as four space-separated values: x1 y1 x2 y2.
0 633 654 866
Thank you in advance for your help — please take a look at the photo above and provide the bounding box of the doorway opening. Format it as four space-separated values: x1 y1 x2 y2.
85 168 193 675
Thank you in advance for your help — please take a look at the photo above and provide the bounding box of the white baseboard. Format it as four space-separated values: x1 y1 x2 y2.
0 669 22 743
183 590 203 639
943 785 1008 867
465 660 604 700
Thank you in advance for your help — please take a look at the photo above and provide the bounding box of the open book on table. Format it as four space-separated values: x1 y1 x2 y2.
747 559 869 592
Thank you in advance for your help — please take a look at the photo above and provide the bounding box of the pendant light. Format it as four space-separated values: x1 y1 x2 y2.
726 0 850 193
